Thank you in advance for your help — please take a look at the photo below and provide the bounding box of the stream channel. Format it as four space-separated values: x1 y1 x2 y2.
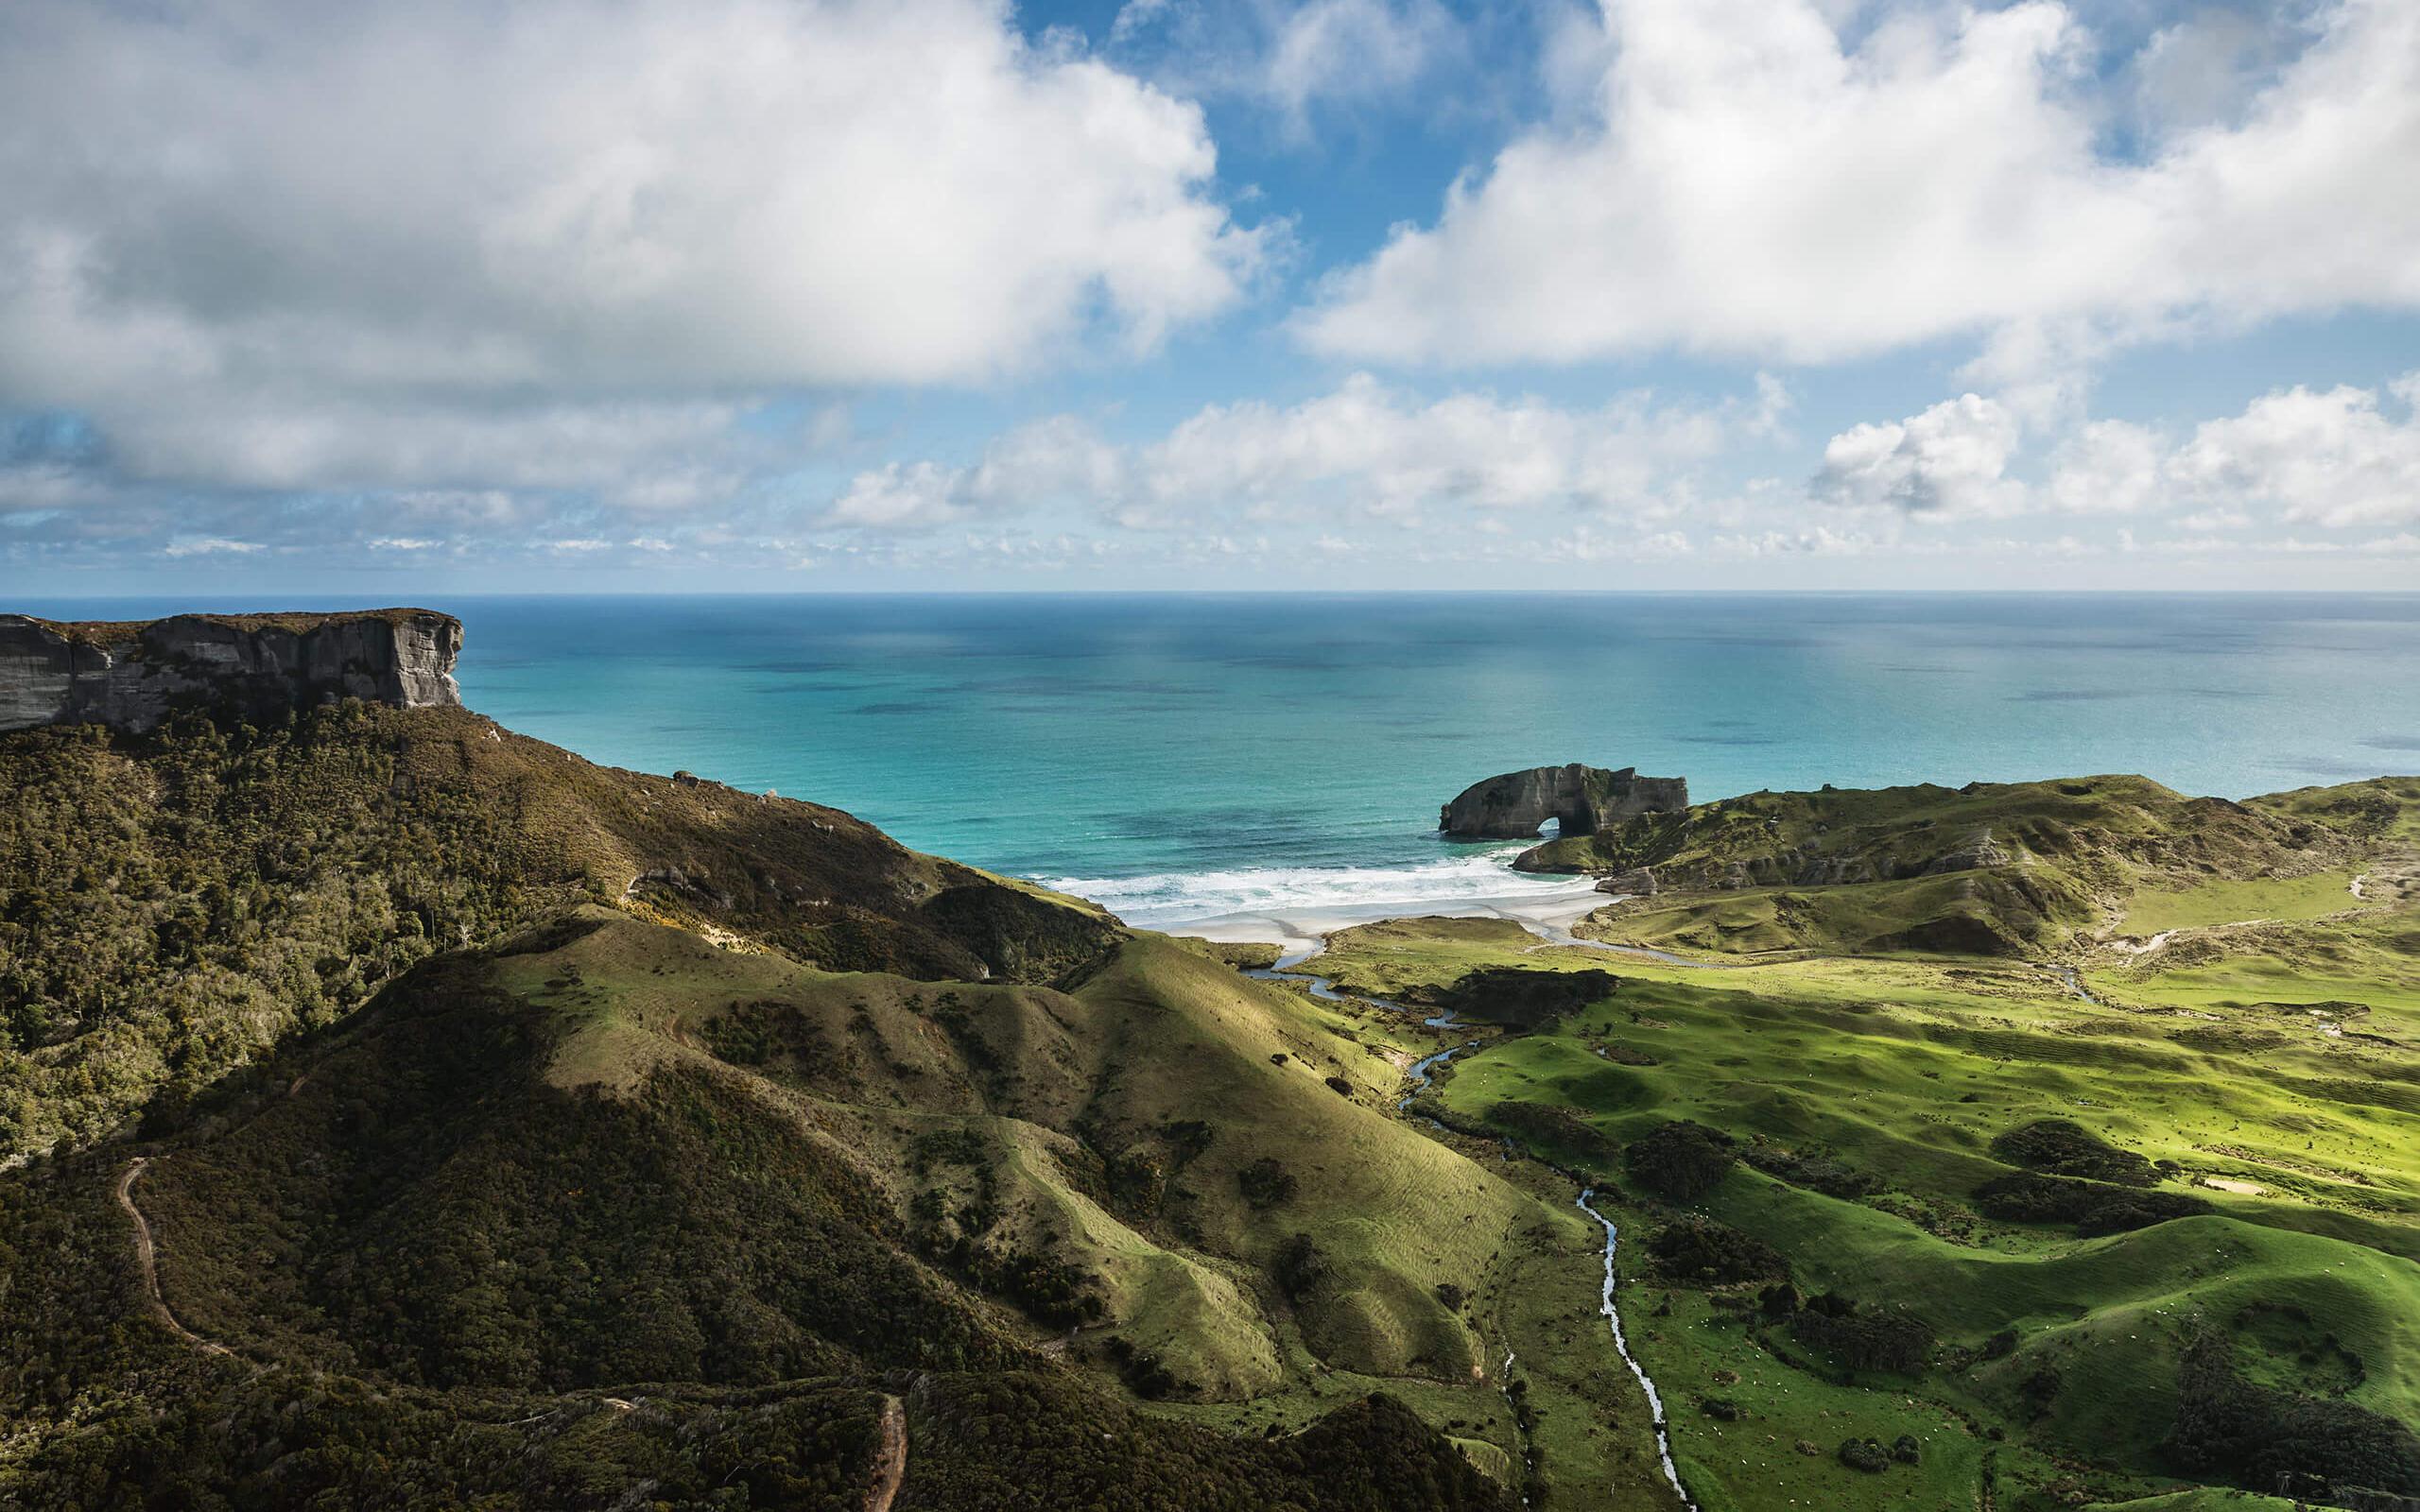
1244 919 1707 1507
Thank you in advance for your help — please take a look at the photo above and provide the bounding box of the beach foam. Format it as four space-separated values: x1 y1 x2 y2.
1044 848 1608 951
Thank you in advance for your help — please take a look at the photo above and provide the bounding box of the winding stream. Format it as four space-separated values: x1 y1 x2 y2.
1244 923 1703 1508
2048 964 2100 1005
1577 1190 1699 1510
1400 1041 1478 1110
1245 947 1476 1111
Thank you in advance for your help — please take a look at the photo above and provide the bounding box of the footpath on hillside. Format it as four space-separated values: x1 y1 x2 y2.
113 1157 234 1359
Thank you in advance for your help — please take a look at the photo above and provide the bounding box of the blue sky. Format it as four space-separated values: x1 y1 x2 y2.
3 0 2418 593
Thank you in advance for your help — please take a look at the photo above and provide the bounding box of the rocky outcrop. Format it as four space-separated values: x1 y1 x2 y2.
1594 867 1659 897
0 609 462 733
1440 764 1688 840
1921 828 2014 875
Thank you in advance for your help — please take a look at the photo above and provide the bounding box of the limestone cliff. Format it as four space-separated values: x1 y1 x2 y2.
1438 764 1689 840
0 609 462 732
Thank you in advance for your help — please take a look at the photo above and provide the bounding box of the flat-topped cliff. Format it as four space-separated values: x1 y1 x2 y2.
1438 763 1689 840
0 609 461 732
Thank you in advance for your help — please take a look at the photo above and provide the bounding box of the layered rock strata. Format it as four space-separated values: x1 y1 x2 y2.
0 610 462 732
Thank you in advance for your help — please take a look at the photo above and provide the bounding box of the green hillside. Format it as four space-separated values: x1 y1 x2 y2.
1519 773 2394 960
0 703 1119 1158
4 699 2416 1509
1296 766 2420 1511
0 707 1543 1509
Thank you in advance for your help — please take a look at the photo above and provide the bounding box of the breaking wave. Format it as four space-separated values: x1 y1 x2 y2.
1041 847 1591 929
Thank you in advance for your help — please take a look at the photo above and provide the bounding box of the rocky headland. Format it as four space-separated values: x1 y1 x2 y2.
0 609 461 732
1438 763 1689 841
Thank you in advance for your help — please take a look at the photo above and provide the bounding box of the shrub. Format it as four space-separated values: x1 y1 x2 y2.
1238 1158 1298 1210
1742 1143 1882 1198
1838 1438 1890 1472
1275 1234 1334 1301
1971 1173 2209 1234
1646 1216 1789 1286
1988 1119 2157 1186
1791 1296 1934 1374
2168 1331 2420 1498
1625 1121 1737 1202
1487 1100 1616 1161
1421 967 1619 1030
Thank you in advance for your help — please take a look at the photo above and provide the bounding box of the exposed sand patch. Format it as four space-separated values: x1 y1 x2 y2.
1158 883 1611 956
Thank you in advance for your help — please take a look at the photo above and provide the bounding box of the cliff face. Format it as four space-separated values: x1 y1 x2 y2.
1438 764 1689 839
0 609 462 732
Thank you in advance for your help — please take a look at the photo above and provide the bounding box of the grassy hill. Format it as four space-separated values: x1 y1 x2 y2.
5 698 2417 1509
0 705 1573 1507
1298 782 2420 1512
0 703 1120 1158
1517 773 2397 959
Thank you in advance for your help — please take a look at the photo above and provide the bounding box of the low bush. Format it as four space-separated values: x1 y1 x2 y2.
1989 1119 2157 1186
1790 1294 1934 1375
1972 1172 2209 1234
1625 1121 1737 1202
1646 1216 1790 1286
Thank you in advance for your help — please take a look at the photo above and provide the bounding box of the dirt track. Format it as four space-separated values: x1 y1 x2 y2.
114 1158 233 1358
865 1394 908 1512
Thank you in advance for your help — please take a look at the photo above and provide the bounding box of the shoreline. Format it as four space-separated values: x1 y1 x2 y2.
1139 881 1610 958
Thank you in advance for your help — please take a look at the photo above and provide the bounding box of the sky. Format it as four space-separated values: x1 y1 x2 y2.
3 0 2418 594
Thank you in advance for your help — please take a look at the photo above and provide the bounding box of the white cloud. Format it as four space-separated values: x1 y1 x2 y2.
2169 375 2420 528
1821 369 2420 530
2047 420 2167 515
162 537 263 557
1132 372 1775 524
1113 0 1452 133
1814 394 2025 520
98 397 748 499
821 372 1783 531
1709 525 1867 558
1262 0 1452 127
0 0 1262 492
1300 0 2420 367
823 415 1126 530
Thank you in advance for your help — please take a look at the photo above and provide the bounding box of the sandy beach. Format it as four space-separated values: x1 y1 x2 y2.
1147 880 1612 958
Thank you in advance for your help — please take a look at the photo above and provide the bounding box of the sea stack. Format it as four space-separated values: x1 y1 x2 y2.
0 609 463 733
1439 763 1688 839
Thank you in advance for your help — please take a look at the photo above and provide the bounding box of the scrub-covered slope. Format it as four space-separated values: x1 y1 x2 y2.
0 698 1551 1508
0 701 1120 1157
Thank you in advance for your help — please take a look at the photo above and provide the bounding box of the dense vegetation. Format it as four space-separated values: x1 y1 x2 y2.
0 705 1120 1156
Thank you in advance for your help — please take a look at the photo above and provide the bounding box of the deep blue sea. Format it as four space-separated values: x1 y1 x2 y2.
20 593 2420 927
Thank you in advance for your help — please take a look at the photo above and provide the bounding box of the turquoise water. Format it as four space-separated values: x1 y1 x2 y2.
19 593 2420 924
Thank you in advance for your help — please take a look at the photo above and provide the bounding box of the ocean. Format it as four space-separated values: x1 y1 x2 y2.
19 593 2420 930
